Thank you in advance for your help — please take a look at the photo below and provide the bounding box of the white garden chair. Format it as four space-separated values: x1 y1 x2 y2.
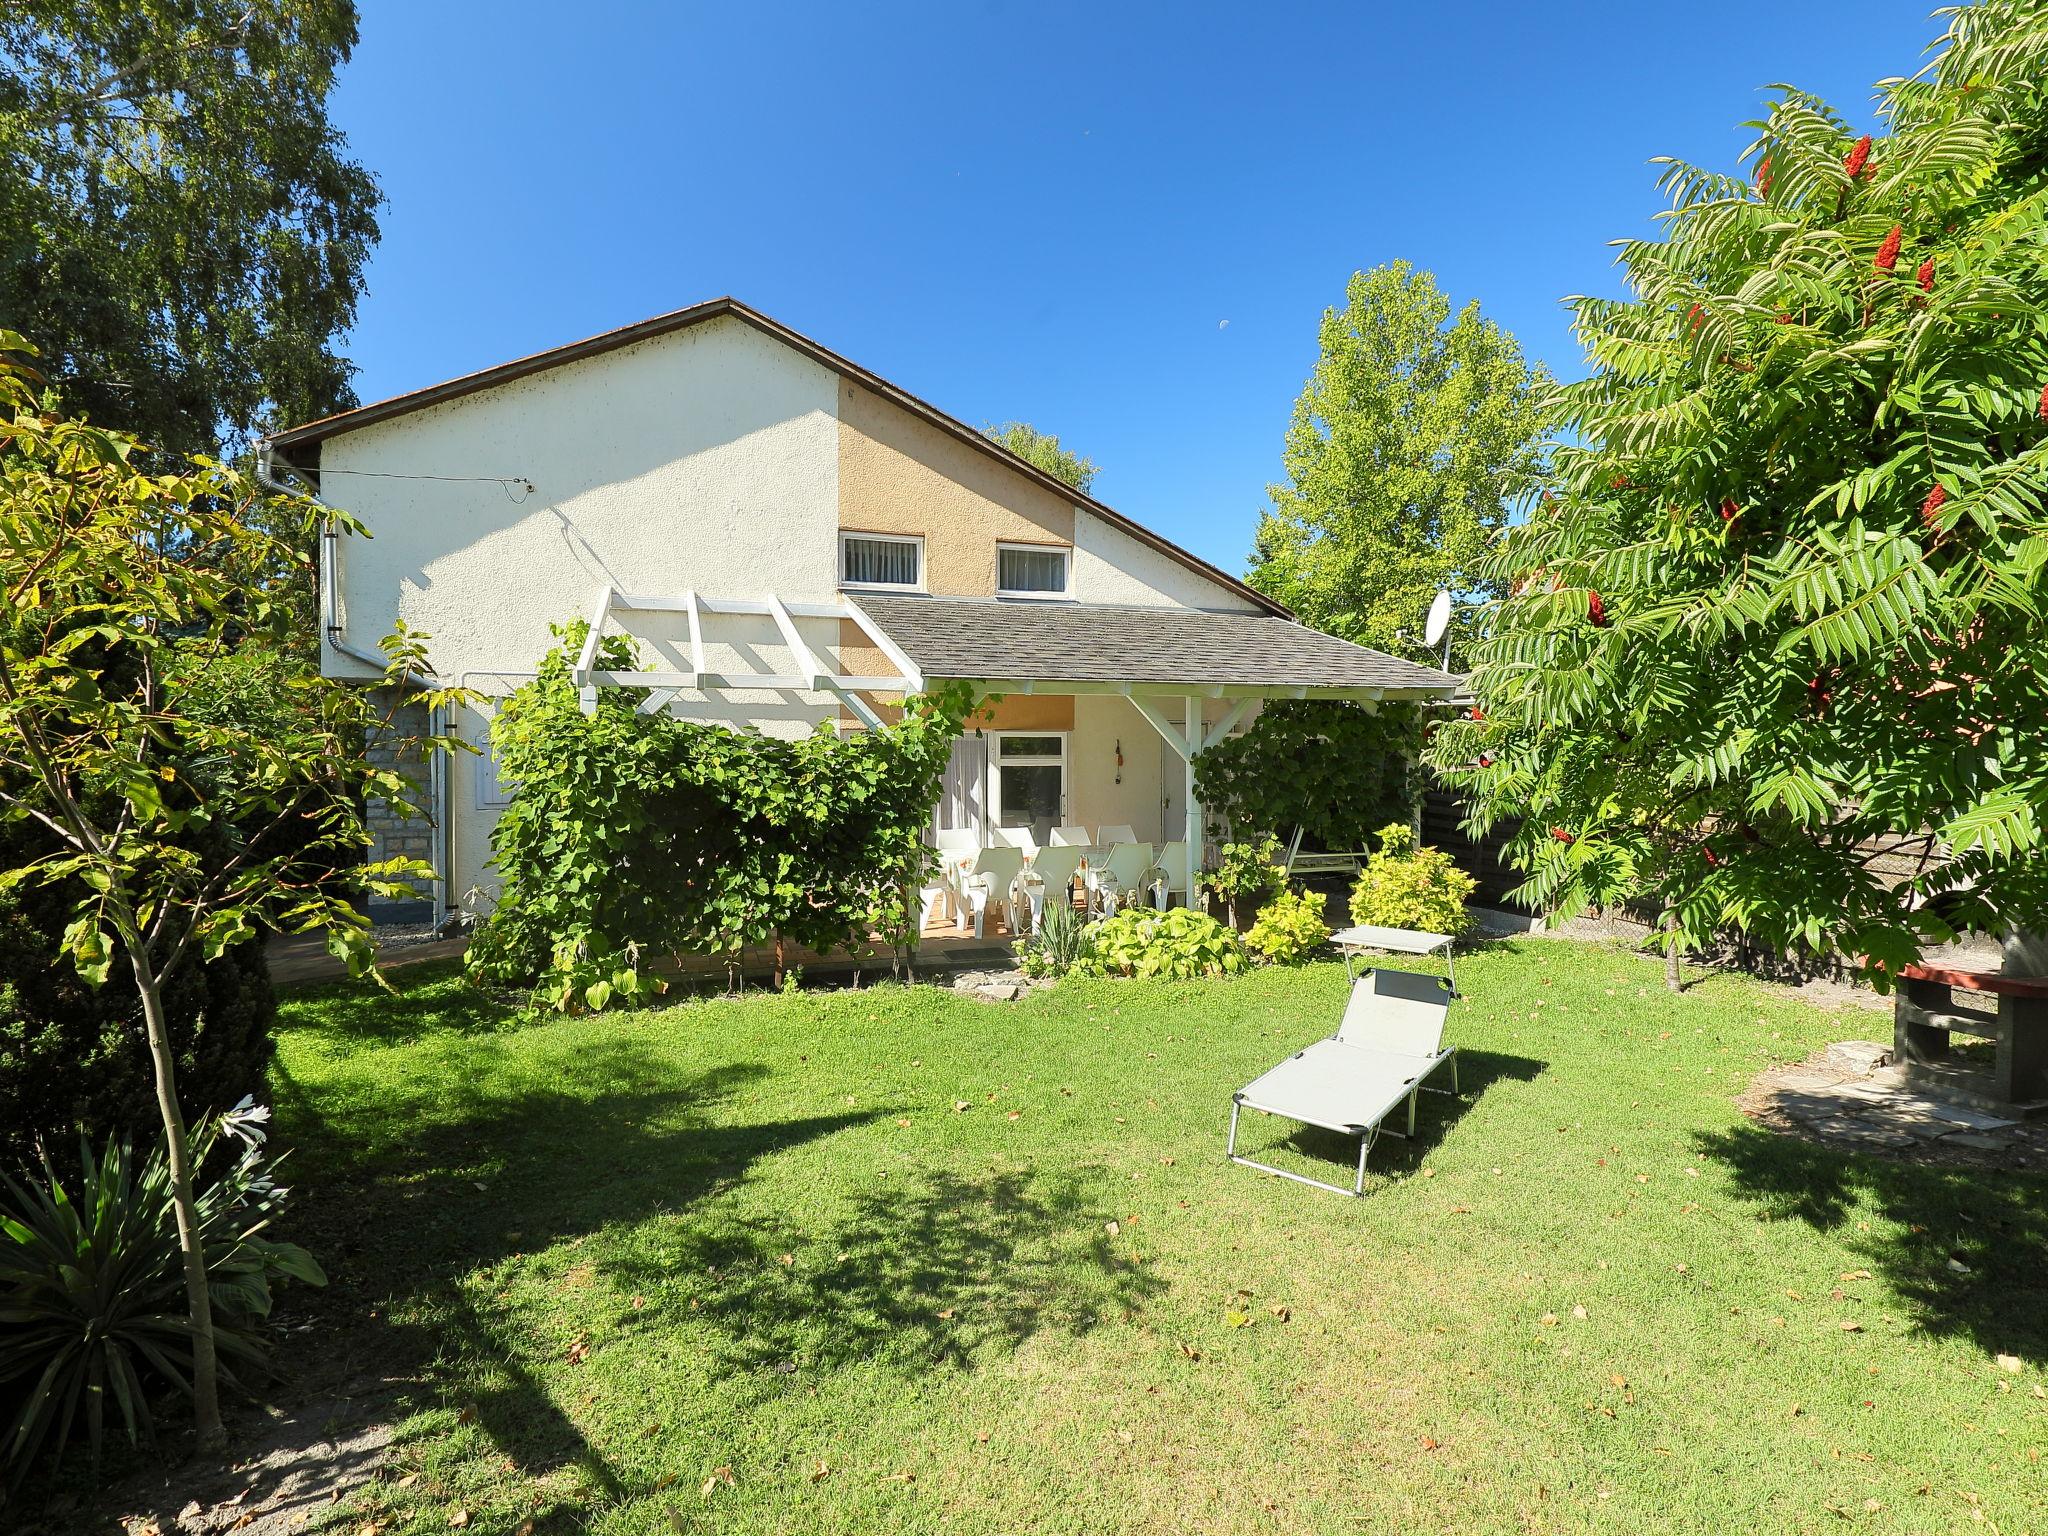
994 825 1039 858
951 844 1025 939
1096 823 1139 848
1051 825 1094 848
1085 841 1154 915
1144 840 1190 910
1019 845 1085 932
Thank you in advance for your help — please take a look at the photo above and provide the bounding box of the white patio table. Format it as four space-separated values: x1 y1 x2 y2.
1328 923 1457 992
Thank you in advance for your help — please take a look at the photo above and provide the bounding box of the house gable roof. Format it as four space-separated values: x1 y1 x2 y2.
266 298 1288 618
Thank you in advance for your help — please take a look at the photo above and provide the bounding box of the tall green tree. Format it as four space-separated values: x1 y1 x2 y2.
1429 0 2048 974
0 337 461 1448
982 420 1098 494
0 0 380 457
1250 264 1549 662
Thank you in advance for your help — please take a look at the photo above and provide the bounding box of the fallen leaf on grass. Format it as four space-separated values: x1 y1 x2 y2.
1226 1311 1252 1328
1996 1353 2022 1373
1840 1269 1872 1282
1838 1320 1864 1333
513 1523 535 1536
701 1465 736 1498
455 1407 477 1425
936 1308 956 1320
1420 1436 1440 1451
1539 1313 1559 1327
1447 1204 1472 1215
1105 1220 1120 1237
809 1460 831 1483
1571 1305 1588 1320
395 1473 420 1488
566 1336 590 1365
1007 1110 1021 1121
1177 1341 1201 1361
953 1101 970 1113
446 1513 469 1530
896 1118 911 1129
974 1429 991 1444
1269 1305 1291 1322
880 1471 916 1484
779 1253 794 1267
1609 1373 1627 1389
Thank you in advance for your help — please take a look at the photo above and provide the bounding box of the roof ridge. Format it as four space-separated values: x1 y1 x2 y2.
264 297 1290 619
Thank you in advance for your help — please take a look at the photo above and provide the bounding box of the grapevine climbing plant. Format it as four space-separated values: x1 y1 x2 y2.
467 623 973 999
1428 1 2048 975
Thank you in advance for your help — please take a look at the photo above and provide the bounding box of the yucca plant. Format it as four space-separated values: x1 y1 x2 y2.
1021 893 1092 978
0 1100 324 1487
1430 0 2048 974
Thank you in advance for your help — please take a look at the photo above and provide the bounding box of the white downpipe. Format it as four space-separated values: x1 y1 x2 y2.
255 445 448 925
1184 694 1201 874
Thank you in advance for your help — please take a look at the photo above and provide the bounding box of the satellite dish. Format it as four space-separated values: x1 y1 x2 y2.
1424 589 1453 647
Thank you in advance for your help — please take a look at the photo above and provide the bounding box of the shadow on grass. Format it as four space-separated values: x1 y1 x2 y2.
269 1015 1162 1512
275 958 520 1046
1246 1046 1547 1185
1695 1122 2048 1364
268 1037 878 1499
608 1165 1160 1401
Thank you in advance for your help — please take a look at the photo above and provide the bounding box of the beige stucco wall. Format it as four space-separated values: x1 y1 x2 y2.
835 379 1075 596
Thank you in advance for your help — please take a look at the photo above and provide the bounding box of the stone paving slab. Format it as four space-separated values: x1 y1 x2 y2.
1739 1043 2044 1171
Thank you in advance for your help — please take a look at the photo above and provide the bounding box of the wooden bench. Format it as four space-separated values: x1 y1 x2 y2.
1894 961 2048 1108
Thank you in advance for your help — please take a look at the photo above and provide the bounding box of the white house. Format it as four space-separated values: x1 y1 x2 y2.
262 299 1455 925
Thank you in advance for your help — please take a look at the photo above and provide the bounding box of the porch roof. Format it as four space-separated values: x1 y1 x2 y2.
848 594 1456 701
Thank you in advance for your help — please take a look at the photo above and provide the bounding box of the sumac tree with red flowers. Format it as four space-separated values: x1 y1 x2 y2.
1428 1 2048 974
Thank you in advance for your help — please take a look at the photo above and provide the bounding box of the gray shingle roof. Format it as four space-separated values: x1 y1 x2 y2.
851 594 1456 696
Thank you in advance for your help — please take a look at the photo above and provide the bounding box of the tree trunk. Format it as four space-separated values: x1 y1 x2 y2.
1664 924 1683 993
130 952 225 1450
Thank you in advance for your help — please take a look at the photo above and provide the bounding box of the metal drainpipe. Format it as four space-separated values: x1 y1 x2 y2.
256 445 449 927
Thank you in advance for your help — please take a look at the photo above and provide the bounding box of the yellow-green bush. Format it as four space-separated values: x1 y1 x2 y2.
1245 887 1329 965
1348 823 1476 935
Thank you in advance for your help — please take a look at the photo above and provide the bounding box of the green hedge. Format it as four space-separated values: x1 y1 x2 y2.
0 821 275 1173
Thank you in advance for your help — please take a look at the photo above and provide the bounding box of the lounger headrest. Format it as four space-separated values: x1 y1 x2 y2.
1337 969 1451 1056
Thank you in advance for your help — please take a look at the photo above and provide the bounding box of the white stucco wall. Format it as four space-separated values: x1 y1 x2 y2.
316 315 845 904
1071 511 1261 612
312 314 1268 911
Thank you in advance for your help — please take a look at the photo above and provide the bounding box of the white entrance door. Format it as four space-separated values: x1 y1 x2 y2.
987 732 1068 846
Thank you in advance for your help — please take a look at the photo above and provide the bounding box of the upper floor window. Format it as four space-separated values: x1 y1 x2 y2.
996 542 1071 599
841 531 923 591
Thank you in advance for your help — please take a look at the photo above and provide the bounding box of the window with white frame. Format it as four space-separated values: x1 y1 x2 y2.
995 542 1071 599
987 732 1066 845
840 531 923 590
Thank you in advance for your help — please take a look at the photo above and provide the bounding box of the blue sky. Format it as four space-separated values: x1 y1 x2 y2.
331 0 1941 575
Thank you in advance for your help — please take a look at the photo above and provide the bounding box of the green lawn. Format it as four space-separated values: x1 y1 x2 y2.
272 942 2047 1535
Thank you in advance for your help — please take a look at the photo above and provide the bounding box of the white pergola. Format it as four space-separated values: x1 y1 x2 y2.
569 586 922 731
570 586 1411 865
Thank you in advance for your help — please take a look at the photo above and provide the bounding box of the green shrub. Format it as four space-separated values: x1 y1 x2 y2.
1246 887 1330 965
0 820 275 1175
1348 823 1477 935
0 1102 324 1485
1194 699 1420 852
1205 836 1285 923
1078 908 1247 980
1020 896 1091 980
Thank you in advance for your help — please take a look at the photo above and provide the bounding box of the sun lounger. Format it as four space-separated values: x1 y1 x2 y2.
1228 965 1460 1197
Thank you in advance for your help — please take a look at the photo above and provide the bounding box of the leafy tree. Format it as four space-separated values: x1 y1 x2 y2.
1250 264 1549 662
1194 699 1418 852
0 1 380 457
0 336 460 1448
1429 1 2048 976
982 421 1098 493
